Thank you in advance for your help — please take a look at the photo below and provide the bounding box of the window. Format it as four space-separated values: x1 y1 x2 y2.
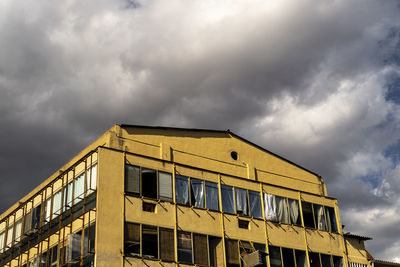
142 169 157 199
14 219 22 243
193 234 208 266
178 231 192 263
31 204 42 230
325 207 338 233
50 244 58 267
190 179 205 208
238 219 249 229
86 164 97 193
221 185 234 214
309 252 321 267
309 253 341 267
52 191 62 217
142 202 156 212
66 232 82 263
44 198 52 222
125 223 140 256
209 236 222 267
159 228 174 261
6 224 13 246
0 231 4 253
142 226 158 258
314 205 326 231
176 175 189 205
206 182 219 211
265 194 301 225
225 239 239 267
235 188 248 216
269 246 308 267
74 173 85 202
321 254 332 267
158 172 172 202
83 223 96 255
249 190 262 219
24 211 32 234
64 182 73 211
302 202 315 228
125 165 173 202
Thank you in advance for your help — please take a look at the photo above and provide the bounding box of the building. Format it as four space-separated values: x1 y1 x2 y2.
0 124 373 267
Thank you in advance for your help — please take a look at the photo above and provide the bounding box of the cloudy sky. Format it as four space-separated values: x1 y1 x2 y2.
1 0 400 261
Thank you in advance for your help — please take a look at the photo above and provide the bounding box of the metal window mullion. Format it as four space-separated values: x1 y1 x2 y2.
191 232 194 264
156 170 159 200
233 187 237 214
286 198 291 225
157 227 160 260
203 180 206 209
246 189 250 217
311 204 317 229
188 177 192 206
292 249 297 267
280 247 284 267
206 235 210 266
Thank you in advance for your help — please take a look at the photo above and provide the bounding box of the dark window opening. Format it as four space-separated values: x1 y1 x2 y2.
226 239 239 267
333 256 343 267
295 250 307 267
282 248 295 267
32 204 42 230
309 252 321 267
238 219 249 229
84 223 96 255
142 169 157 199
321 254 333 267
302 202 315 228
142 202 156 213
325 207 338 233
50 245 58 267
142 226 158 259
209 236 222 267
269 246 282 267
178 231 192 263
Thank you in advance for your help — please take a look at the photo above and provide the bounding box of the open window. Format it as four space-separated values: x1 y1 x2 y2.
325 207 338 233
50 245 58 267
321 254 333 267
302 202 315 228
142 169 157 199
84 223 96 255
264 193 278 222
309 252 321 267
206 182 219 211
86 164 97 193
282 248 295 267
178 231 192 263
314 204 326 231
142 225 158 258
14 219 22 243
295 250 308 267
209 236 222 267
221 185 234 214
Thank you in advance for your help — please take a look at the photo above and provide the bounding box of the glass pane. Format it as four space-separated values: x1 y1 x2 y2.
45 198 52 222
302 202 315 228
87 164 97 192
0 232 5 252
295 250 308 267
178 231 192 263
191 179 205 208
313 204 326 230
142 169 157 199
269 245 282 267
264 193 278 222
125 165 140 194
325 207 338 233
176 175 189 205
249 190 262 218
6 225 13 246
14 220 22 242
221 185 234 214
159 228 174 261
193 234 208 266
74 173 85 202
235 188 248 216
53 190 62 216
206 182 219 211
158 172 172 201
276 196 289 223
282 248 295 267
309 252 321 267
225 239 239 266
288 199 301 225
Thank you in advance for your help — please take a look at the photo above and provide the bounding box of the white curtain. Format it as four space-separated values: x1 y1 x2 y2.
86 164 97 192
45 198 52 222
14 219 22 242
74 174 85 201
264 193 278 222
0 231 4 252
289 199 300 225
315 205 326 230
191 179 205 208
6 225 13 246
53 190 62 216
235 188 248 215
276 196 289 223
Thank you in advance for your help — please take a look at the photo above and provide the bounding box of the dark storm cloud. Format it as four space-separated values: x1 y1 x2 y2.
0 0 400 260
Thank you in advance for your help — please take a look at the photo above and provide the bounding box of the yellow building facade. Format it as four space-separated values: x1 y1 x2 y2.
0 125 371 267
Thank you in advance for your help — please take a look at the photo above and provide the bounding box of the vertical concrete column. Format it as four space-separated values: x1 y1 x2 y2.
95 148 124 267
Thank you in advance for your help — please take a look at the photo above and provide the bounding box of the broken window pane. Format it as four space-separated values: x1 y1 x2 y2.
269 245 282 267
125 165 140 195
302 202 315 228
313 204 326 231
225 239 239 266
221 185 235 214
264 193 278 222
288 199 301 225
193 234 208 266
159 228 174 262
235 188 248 216
158 172 172 202
295 250 308 267
249 190 262 218
176 175 189 205
282 248 295 267
191 179 205 208
206 182 219 211
325 207 338 233
142 225 158 258
178 231 192 263
142 169 157 199
124 223 140 256
276 196 289 224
